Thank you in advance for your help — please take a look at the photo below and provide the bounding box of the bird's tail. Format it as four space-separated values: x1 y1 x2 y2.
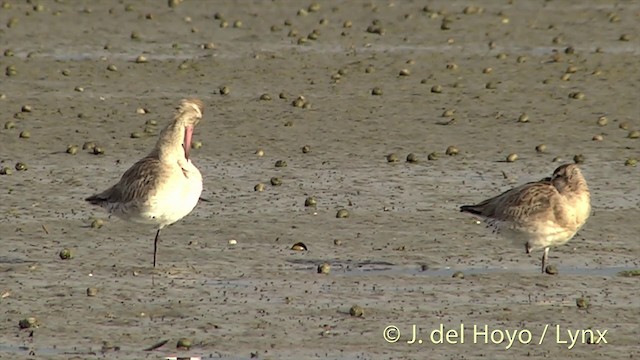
85 194 107 206
460 204 483 215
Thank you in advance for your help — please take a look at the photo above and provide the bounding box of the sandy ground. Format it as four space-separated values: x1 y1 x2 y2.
1 0 639 359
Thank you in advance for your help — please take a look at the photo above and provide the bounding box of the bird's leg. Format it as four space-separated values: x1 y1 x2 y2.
541 247 549 274
153 229 161 268
525 242 531 254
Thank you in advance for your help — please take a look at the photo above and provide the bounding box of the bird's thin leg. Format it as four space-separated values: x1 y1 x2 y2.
541 247 549 274
153 229 161 268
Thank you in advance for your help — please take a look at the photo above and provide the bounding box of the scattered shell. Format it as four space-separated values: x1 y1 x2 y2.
406 153 418 163
427 152 439 161
333 239 342 246
349 305 364 317
446 63 458 70
254 183 265 192
445 146 459 156
371 87 383 96
5 65 17 76
442 109 455 117
596 116 608 126
517 113 529 123
176 338 192 350
228 239 237 245
619 122 630 130
233 20 242 28
15 162 27 171
21 105 32 112
191 141 202 149
506 153 518 162
259 93 271 101
336 209 350 218
292 96 305 107
592 134 603 141
386 153 399 162
431 85 443 93
576 297 589 309
545 265 558 275
398 68 410 76
275 160 287 168
0 167 12 175
569 91 584 100
619 34 631 42
270 177 282 186
135 55 148 63
19 130 31 139
516 56 527 63
573 154 585 164
485 82 498 89
18 317 38 329
59 248 73 260
452 271 464 279
301 145 311 153
90 219 104 229
317 263 331 274
625 158 637 167
291 242 307 251
219 86 230 95
92 147 105 155
304 197 317 207
628 130 640 139
552 156 562 163
255 149 264 157
86 287 98 297
4 121 15 129
106 64 118 72
535 144 547 153
130 132 143 138
482 67 492 74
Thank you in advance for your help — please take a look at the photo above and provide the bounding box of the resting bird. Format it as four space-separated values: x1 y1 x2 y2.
460 164 591 273
86 99 204 267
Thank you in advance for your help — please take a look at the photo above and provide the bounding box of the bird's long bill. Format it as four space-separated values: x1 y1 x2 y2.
183 125 194 160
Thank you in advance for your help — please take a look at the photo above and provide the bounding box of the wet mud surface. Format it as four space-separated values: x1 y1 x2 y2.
1 1 639 359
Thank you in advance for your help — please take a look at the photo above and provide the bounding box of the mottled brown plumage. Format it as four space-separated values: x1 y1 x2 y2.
461 164 591 273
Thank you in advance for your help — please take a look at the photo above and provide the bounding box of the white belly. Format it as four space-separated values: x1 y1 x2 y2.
130 162 203 228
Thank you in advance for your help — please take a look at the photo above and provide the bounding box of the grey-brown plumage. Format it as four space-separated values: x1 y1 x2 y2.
461 164 591 273
86 99 205 267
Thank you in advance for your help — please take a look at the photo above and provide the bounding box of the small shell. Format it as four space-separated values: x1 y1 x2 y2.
59 248 73 260
349 305 364 317
445 146 458 156
545 265 558 275
317 263 331 274
270 177 282 186
386 153 399 162
576 297 589 309
176 338 192 350
336 209 349 218
506 153 518 162
291 242 307 251
86 287 98 297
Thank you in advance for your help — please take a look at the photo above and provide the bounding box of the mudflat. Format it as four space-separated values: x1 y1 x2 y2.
1 1 639 359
